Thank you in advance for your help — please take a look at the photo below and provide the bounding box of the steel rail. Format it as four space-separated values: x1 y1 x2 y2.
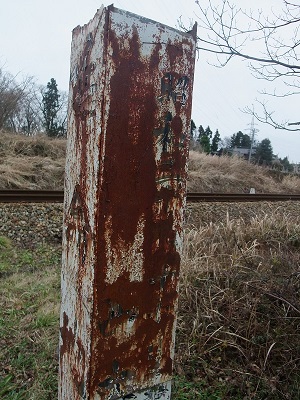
0 190 64 203
1 190 300 203
187 192 300 202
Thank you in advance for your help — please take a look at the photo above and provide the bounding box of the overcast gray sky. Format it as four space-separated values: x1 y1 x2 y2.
1 0 299 162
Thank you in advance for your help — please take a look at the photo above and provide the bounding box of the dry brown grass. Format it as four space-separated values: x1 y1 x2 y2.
1 133 300 194
0 132 66 189
176 208 300 398
0 132 66 159
188 151 300 193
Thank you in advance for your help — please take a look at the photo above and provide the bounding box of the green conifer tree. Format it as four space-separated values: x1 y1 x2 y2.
211 129 221 152
255 138 273 165
42 78 61 137
230 131 251 148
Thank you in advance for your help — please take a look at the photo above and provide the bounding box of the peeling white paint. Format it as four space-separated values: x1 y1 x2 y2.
105 214 146 284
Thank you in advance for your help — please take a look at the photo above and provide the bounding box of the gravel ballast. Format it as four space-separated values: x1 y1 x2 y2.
0 203 63 248
0 201 299 248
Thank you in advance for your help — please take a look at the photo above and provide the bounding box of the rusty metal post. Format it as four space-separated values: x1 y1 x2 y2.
59 5 196 399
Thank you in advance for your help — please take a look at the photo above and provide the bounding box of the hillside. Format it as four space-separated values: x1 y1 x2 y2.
0 132 66 190
1 132 300 193
188 150 300 193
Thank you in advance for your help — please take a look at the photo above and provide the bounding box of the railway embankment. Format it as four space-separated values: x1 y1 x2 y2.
1 201 300 248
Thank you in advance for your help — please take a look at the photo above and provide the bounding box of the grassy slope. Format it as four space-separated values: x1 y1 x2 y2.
1 134 300 399
0 133 66 190
188 151 300 194
0 132 300 193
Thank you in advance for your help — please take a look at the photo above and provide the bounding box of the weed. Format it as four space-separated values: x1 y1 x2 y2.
0 242 61 400
177 208 300 399
172 375 228 399
35 313 57 328
0 236 11 248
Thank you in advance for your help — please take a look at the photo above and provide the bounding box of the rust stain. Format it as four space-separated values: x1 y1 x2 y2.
59 5 196 400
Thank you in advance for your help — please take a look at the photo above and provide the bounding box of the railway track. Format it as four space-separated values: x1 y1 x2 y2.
0 190 64 203
1 190 300 203
187 192 300 202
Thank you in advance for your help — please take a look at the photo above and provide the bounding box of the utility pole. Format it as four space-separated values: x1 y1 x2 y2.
247 116 259 162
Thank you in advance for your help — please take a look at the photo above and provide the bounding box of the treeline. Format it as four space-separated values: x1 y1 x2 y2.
0 65 295 171
0 67 67 137
191 120 295 171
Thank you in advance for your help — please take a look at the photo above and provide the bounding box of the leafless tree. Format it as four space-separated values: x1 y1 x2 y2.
0 67 68 136
189 0 300 130
0 68 26 131
0 66 42 134
15 81 43 135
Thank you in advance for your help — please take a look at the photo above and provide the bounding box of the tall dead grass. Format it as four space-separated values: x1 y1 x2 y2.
1 134 299 193
0 132 66 189
188 151 300 193
177 210 300 398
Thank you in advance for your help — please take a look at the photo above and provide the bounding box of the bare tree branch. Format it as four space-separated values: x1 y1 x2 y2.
243 100 300 131
186 0 300 130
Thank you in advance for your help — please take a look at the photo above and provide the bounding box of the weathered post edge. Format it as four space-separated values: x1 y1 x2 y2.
59 5 197 400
